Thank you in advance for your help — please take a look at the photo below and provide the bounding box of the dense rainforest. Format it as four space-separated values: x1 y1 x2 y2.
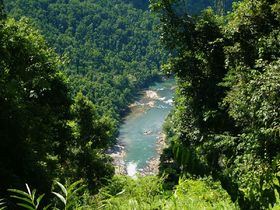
0 1 166 208
4 0 164 122
0 0 279 209
154 0 280 209
0 4 114 199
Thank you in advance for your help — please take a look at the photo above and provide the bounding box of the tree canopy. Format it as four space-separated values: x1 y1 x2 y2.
2 0 280 209
0 16 113 198
153 0 280 208
4 0 164 128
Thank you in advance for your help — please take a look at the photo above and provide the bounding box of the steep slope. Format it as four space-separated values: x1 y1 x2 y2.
4 0 164 129
153 0 280 209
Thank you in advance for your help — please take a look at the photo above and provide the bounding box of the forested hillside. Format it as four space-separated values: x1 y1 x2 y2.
126 0 237 14
2 0 165 197
125 0 150 9
4 0 163 123
0 9 116 200
1 0 164 202
1 0 280 209
174 0 237 15
153 0 280 209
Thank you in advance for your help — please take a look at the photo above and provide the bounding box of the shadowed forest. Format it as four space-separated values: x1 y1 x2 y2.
0 0 279 209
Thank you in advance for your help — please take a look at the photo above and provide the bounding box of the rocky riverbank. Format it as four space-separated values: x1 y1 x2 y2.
108 79 174 177
106 143 126 175
107 132 167 176
140 133 167 175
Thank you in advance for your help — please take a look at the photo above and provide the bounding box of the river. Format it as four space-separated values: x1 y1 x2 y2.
112 79 175 176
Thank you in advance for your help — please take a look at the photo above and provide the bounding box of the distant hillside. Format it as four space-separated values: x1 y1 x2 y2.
186 0 236 14
124 0 149 9
4 0 164 124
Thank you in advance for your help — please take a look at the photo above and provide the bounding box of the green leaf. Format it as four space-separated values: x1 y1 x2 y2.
17 203 35 210
10 195 34 206
0 198 6 210
25 184 32 197
262 181 271 191
273 178 280 187
0 199 5 205
55 181 67 197
8 189 30 198
31 189 36 201
43 204 51 210
116 189 126 196
36 194 45 208
67 180 83 195
52 192 66 205
70 185 85 198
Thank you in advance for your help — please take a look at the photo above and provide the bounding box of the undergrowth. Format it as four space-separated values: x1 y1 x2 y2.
2 175 244 209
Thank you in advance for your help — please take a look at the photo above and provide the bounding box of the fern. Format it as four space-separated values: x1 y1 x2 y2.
8 184 50 210
0 199 6 210
52 180 84 210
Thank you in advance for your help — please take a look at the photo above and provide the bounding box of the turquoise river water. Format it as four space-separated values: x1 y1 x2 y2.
118 79 175 175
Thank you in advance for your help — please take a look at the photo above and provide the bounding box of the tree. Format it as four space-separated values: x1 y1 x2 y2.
68 93 114 191
0 17 116 200
0 0 5 20
0 17 72 195
153 0 280 208
4 0 164 126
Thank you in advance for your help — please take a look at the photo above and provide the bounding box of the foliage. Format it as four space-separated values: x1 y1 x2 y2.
0 199 6 210
169 177 238 209
1 0 164 203
0 0 5 20
124 0 150 9
8 184 50 210
0 17 71 195
66 93 115 191
92 176 167 209
3 0 280 209
4 0 164 126
0 16 114 202
52 180 85 210
150 0 236 15
90 175 237 209
6 181 85 210
153 0 280 209
3 177 237 209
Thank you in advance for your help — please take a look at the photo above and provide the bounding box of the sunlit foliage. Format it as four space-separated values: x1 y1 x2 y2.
153 0 280 209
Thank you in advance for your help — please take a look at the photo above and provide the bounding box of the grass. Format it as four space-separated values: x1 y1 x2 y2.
89 175 239 210
4 175 239 209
